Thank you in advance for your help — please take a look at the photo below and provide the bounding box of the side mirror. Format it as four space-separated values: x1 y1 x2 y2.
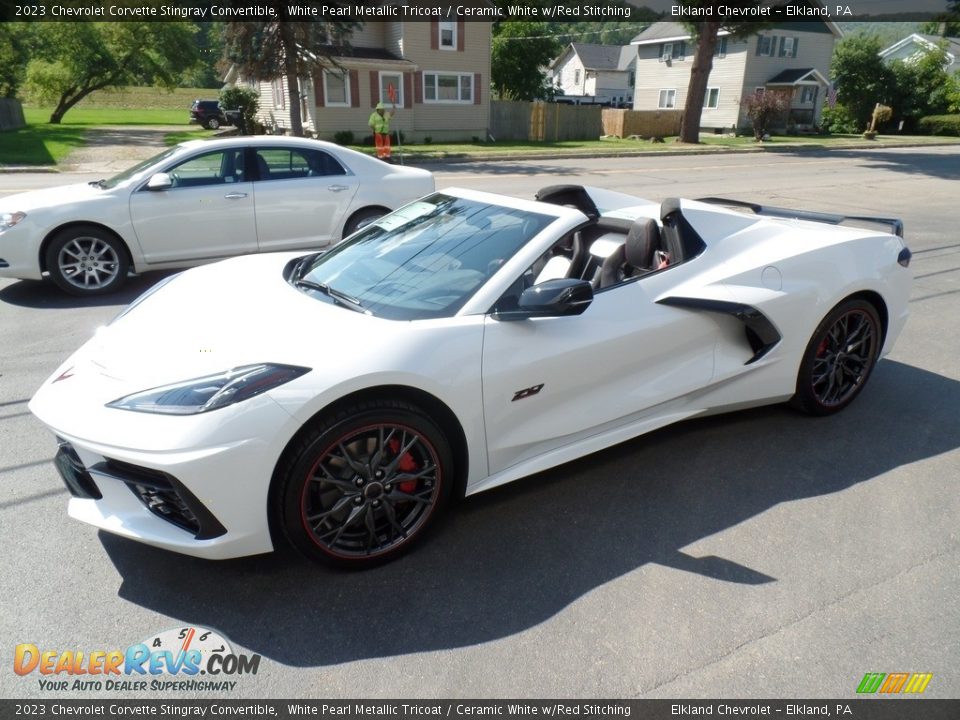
498 278 593 321
146 172 172 191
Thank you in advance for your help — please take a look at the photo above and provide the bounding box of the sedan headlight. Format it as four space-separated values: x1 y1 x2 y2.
106 364 310 415
0 211 26 232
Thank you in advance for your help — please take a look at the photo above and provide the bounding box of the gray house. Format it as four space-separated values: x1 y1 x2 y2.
880 33 960 69
548 43 638 106
630 21 842 131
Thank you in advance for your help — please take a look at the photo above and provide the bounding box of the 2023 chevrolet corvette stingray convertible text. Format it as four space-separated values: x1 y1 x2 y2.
29 185 912 567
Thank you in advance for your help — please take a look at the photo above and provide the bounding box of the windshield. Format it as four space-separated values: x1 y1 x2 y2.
295 193 554 320
100 146 182 189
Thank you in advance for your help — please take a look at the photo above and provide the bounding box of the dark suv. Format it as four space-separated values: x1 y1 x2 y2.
189 99 230 130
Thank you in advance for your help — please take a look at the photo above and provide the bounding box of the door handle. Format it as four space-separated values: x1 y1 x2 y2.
327 185 349 192
224 192 248 199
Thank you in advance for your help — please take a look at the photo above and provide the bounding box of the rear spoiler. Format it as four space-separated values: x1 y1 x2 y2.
696 197 904 238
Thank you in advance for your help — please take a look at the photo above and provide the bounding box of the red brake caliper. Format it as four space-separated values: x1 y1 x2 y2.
388 438 419 494
816 338 829 357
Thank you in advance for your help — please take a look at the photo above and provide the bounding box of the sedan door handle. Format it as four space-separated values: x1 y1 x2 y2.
224 192 248 199
327 185 350 192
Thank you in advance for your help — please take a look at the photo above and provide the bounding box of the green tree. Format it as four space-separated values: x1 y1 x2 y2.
0 23 30 98
678 4 771 144
25 22 198 124
887 45 952 129
491 21 560 101
219 85 259 133
831 34 895 131
222 5 358 137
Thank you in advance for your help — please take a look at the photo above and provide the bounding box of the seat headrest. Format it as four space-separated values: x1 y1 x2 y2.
624 218 659 270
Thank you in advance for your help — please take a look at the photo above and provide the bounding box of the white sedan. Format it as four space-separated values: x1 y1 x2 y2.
29 186 911 567
0 136 434 295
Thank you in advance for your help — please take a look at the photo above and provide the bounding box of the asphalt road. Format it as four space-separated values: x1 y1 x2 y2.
1 147 958 700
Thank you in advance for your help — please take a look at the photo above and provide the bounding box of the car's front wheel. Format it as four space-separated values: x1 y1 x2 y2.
45 226 130 296
277 399 453 568
792 298 882 415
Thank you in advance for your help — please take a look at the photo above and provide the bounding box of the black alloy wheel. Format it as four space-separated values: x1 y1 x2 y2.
792 298 881 415
278 400 453 567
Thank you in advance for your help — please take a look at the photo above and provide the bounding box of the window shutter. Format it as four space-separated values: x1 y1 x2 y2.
474 73 481 105
314 74 324 107
349 70 359 108
779 37 786 57
403 72 413 109
792 38 799 58
370 71 379 107
457 20 465 51
430 21 438 50
414 72 423 104
755 37 761 56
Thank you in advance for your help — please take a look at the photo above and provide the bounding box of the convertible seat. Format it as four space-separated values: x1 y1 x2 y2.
598 218 660 289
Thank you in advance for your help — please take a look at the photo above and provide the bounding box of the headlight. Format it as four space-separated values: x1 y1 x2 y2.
106 364 310 415
0 211 26 232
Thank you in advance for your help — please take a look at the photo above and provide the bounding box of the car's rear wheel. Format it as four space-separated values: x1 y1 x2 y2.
277 399 453 568
45 226 129 296
206 117 220 130
792 298 881 415
342 208 386 238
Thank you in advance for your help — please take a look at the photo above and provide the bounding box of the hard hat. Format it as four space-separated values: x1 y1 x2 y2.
376 102 385 110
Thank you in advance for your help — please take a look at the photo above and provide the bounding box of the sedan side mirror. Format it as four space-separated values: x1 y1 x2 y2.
497 278 593 321
146 172 173 191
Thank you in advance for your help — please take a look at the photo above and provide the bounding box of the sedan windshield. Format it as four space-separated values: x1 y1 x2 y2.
100 146 182 189
295 193 554 320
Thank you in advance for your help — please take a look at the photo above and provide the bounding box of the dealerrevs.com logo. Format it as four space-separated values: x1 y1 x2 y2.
13 626 261 693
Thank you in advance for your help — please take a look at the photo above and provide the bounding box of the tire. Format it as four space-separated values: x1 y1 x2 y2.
342 208 386 238
791 298 882 416
276 399 454 568
206 117 220 130
45 226 130 296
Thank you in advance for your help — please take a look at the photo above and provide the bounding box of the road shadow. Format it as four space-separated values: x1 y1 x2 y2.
0 271 176 309
425 160 593 177
102 359 960 667
760 146 960 181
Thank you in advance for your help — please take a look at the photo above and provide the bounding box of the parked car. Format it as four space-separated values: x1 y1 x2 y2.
0 137 435 295
189 99 229 130
29 185 911 567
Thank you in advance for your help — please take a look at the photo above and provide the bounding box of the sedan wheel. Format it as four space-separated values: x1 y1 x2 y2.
792 299 881 415
278 400 453 567
45 227 130 296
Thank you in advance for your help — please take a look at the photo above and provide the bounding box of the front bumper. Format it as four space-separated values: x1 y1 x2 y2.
32 385 299 560
0 223 44 281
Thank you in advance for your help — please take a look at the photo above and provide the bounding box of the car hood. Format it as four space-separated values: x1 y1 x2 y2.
0 182 116 212
62 253 391 393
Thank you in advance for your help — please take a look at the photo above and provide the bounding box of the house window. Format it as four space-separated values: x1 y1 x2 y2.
323 71 350 107
705 87 720 109
779 37 798 58
424 72 473 103
800 86 819 104
628 71 635 88
754 87 766 97
660 42 686 62
658 89 676 109
439 20 457 50
379 71 403 106
574 68 581 85
756 36 774 57
715 36 728 58
271 79 285 109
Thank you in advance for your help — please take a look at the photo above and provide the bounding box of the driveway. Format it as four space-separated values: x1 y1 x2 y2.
59 125 194 173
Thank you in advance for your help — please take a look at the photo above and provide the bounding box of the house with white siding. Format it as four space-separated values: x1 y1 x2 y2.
231 20 492 143
548 43 638 106
630 21 842 132
880 33 960 69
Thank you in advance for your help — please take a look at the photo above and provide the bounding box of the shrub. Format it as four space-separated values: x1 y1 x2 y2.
219 86 259 134
917 114 960 135
423 136 432 144
333 130 354 145
390 129 405 144
739 91 790 141
820 103 860 134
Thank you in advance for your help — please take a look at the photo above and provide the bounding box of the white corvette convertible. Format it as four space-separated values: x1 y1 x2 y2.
29 186 912 567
